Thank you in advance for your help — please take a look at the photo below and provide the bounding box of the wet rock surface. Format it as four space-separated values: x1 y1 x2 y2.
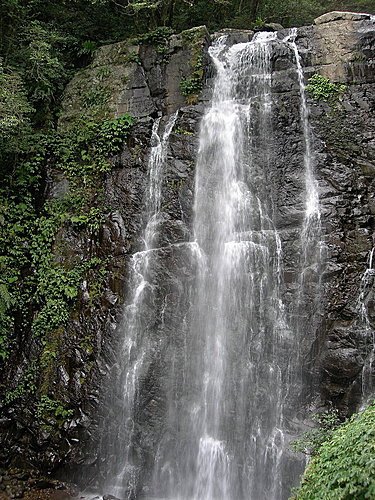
0 469 76 500
0 11 374 493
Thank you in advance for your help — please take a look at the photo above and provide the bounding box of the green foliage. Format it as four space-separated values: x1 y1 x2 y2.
0 113 132 362
4 364 37 405
78 40 98 57
253 16 266 28
0 193 39 361
96 114 134 154
179 28 206 102
291 409 341 455
293 403 375 500
53 113 134 180
175 127 194 135
36 395 73 423
32 257 105 339
0 63 33 141
28 115 133 340
22 22 67 108
133 26 174 56
180 76 203 99
306 74 347 103
127 0 160 13
82 85 111 108
134 26 174 46
124 51 141 65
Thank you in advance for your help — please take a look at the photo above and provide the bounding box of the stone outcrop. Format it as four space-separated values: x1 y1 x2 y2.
314 11 372 25
0 12 374 493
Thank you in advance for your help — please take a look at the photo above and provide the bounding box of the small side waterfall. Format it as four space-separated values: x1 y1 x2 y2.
284 30 323 403
357 246 375 402
101 112 178 499
286 28 322 299
287 30 320 228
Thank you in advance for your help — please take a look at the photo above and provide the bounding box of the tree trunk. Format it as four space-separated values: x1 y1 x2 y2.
250 0 261 20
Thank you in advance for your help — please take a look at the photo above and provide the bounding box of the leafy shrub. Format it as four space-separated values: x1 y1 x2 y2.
180 76 203 98
179 28 205 103
21 21 67 112
78 40 97 57
0 63 33 141
306 74 346 103
36 395 73 423
0 113 133 360
293 403 375 500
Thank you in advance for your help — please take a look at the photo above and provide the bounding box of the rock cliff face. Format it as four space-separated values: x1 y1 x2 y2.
0 11 374 495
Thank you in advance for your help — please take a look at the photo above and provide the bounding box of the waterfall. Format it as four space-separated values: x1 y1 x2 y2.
188 32 287 500
101 112 178 499
285 28 322 292
148 32 302 500
284 29 323 401
98 29 322 500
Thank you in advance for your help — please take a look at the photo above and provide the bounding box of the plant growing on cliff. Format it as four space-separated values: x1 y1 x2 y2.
306 74 346 104
292 403 375 500
133 26 174 56
180 75 203 100
0 113 133 367
29 114 134 341
0 63 33 141
179 28 206 104
291 408 341 456
36 395 73 425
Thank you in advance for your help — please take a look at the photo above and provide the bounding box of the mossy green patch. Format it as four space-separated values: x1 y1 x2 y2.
179 26 208 104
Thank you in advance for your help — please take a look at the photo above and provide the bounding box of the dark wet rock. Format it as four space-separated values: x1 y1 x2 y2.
212 29 254 45
0 469 77 500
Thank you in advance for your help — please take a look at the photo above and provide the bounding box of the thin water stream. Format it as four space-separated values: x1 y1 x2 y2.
358 246 375 402
101 112 179 498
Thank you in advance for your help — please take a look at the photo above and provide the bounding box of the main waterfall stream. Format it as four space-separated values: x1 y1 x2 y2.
99 29 322 500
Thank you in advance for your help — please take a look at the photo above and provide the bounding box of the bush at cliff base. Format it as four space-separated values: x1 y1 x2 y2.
295 403 375 500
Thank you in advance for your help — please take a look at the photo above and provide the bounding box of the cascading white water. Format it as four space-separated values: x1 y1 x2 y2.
101 112 178 499
147 32 301 500
287 30 319 224
284 30 323 396
99 29 322 500
190 33 287 500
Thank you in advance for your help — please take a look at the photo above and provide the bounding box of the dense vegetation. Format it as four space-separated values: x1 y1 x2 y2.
293 403 375 499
